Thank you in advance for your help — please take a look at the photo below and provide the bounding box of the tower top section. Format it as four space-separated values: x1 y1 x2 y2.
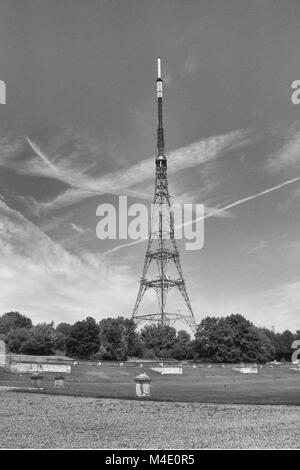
156 57 163 97
157 57 162 80
156 57 166 166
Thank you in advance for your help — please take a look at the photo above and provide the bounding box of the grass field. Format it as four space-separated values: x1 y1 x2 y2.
1 362 300 405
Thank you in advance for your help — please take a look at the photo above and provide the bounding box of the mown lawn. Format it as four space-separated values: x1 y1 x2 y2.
1 363 300 405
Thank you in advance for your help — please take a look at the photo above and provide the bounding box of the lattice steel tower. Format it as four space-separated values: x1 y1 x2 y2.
131 58 197 334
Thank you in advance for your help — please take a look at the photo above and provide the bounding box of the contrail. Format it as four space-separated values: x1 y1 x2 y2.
101 175 300 256
181 175 300 228
27 136 99 193
27 137 60 175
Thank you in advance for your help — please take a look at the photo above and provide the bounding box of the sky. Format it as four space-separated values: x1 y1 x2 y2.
0 0 300 332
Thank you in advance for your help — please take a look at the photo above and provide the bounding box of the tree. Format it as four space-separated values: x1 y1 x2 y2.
56 323 72 337
261 327 277 353
255 328 276 362
0 311 32 334
140 324 177 359
5 328 31 353
194 314 273 363
98 317 136 361
55 323 72 355
275 330 295 361
193 316 225 362
5 323 62 356
20 323 57 355
172 330 192 360
123 318 143 357
66 317 99 359
226 314 268 362
54 332 67 353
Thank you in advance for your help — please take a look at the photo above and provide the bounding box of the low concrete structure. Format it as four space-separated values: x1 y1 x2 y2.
232 365 258 374
135 373 151 397
31 373 43 389
151 365 183 375
54 374 65 388
5 353 73 374
0 386 19 392
288 365 300 372
10 362 71 374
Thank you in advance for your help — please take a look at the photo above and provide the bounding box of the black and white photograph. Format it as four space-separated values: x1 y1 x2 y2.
0 0 300 453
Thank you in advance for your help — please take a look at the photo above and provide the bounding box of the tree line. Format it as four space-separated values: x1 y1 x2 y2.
0 311 299 363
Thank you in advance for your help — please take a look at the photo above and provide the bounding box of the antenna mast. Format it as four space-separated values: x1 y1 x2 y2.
131 58 197 334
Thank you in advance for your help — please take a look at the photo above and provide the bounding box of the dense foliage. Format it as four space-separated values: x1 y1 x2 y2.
66 317 100 359
194 314 275 363
0 311 32 334
1 310 299 362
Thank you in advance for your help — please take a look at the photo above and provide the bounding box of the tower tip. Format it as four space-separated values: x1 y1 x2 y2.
157 57 161 79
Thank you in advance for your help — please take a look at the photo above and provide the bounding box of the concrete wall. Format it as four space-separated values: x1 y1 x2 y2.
10 362 71 374
9 354 73 364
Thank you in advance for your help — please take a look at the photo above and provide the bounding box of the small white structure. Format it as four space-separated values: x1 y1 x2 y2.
135 373 151 397
288 365 300 372
54 374 65 388
151 365 183 375
119 362 124 367
233 365 258 374
31 373 43 389
0 386 19 392
0 340 6 368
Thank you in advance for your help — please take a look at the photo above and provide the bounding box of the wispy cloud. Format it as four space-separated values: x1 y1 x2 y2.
266 126 300 174
0 198 136 323
184 50 200 76
70 222 86 234
0 137 22 162
27 137 60 176
0 129 249 213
